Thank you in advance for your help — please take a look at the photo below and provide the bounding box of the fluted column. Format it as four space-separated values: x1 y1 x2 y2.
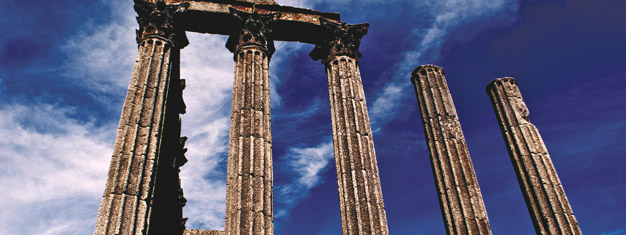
310 18 389 235
410 65 491 235
95 1 190 235
224 8 278 235
486 78 581 234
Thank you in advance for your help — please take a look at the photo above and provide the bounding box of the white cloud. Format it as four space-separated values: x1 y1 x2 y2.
178 33 234 230
0 1 238 233
369 0 520 126
177 32 315 230
603 227 626 235
370 83 407 126
0 2 141 234
270 41 309 107
289 142 334 188
274 0 318 8
0 103 114 235
61 1 137 97
275 141 334 217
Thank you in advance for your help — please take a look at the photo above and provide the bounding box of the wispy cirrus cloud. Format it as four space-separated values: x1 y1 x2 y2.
61 1 136 99
177 33 234 230
0 102 114 234
275 141 334 217
178 32 322 229
0 1 236 233
0 3 139 234
603 227 626 235
369 0 520 126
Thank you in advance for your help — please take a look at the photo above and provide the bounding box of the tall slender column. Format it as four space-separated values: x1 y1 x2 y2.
224 8 278 235
95 1 190 235
486 78 581 234
310 18 389 235
410 65 491 235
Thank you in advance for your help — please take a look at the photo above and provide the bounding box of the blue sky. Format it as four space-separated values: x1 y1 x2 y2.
1 0 625 234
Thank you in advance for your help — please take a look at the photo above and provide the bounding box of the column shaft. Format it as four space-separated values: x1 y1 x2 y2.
486 78 581 234
224 8 278 235
325 56 389 235
311 18 389 235
411 65 491 235
95 1 189 234
95 35 184 235
225 46 273 235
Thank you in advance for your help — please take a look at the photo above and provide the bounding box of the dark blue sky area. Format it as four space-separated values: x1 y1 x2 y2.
270 0 626 234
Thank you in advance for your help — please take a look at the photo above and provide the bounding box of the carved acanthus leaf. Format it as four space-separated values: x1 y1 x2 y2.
226 8 280 56
134 0 190 48
310 17 369 62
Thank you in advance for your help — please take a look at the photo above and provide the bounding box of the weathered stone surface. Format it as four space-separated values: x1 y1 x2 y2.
311 20 389 235
486 78 581 235
237 0 277 5
95 1 188 234
135 0 190 48
172 0 340 44
224 9 275 235
183 229 225 235
226 8 280 56
411 65 492 235
310 18 368 63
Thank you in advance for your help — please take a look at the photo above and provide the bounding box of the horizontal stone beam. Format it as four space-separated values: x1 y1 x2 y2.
168 0 341 44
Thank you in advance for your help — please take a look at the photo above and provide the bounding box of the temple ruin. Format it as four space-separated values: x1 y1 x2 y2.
95 0 387 234
94 0 581 234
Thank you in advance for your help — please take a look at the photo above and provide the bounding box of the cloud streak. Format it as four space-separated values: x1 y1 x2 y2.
61 1 137 101
178 33 234 230
275 141 334 218
0 102 114 234
0 3 138 233
178 32 321 230
370 0 520 126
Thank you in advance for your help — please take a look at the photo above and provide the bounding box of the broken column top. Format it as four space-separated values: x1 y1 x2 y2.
410 64 445 85
412 64 444 76
486 77 516 88
486 77 521 97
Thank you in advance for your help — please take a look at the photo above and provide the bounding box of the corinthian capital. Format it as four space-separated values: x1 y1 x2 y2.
134 0 189 48
226 8 280 56
310 17 369 62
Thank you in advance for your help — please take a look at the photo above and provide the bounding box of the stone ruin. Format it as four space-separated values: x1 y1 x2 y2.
94 0 581 234
410 66 582 235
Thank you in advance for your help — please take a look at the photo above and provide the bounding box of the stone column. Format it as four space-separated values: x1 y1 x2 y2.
223 8 278 235
410 65 491 235
486 78 581 234
95 1 190 235
310 18 389 235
